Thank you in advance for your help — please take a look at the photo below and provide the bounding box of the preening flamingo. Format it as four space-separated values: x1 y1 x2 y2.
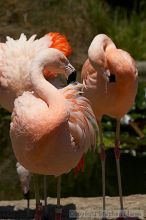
0 32 72 112
81 34 138 216
0 32 72 218
10 48 97 219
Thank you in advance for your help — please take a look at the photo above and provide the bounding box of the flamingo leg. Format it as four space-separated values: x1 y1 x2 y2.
26 199 30 219
43 175 48 214
24 191 30 219
33 174 43 220
26 197 30 219
55 175 62 220
114 119 124 213
98 121 106 218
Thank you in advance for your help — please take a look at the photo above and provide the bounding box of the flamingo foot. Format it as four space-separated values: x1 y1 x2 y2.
116 210 140 220
55 207 62 220
34 202 43 220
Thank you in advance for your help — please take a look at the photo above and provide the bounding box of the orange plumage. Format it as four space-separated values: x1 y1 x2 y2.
44 32 72 78
47 32 72 57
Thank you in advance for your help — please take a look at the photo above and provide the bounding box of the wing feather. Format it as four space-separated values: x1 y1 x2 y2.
60 83 98 152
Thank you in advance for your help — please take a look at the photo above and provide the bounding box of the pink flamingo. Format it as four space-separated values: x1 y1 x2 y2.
0 32 72 218
10 48 97 219
0 32 72 112
81 34 138 218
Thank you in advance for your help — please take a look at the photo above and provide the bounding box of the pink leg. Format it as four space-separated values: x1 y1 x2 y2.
33 175 43 220
26 199 30 219
114 120 124 215
55 176 62 220
43 175 48 214
34 202 43 220
23 191 30 219
98 121 106 219
115 120 138 219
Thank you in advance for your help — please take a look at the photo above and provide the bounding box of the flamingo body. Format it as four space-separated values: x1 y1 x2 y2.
82 35 138 120
10 49 97 176
81 34 138 213
0 33 73 217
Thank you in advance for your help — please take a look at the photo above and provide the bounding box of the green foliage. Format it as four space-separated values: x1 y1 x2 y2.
82 0 146 60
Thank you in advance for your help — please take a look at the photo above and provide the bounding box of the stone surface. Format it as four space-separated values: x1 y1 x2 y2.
0 194 145 219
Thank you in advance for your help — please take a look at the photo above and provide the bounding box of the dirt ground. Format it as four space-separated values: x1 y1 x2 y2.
0 194 145 219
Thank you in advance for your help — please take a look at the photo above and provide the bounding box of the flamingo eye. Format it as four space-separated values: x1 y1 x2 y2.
60 56 69 65
109 73 116 83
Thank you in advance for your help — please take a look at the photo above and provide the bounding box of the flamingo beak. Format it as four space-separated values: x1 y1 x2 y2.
64 62 77 84
109 73 116 82
67 70 77 84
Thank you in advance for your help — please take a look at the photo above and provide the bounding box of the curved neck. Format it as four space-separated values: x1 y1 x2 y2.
88 34 116 72
30 61 69 132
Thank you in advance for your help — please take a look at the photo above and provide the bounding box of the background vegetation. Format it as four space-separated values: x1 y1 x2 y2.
0 0 145 200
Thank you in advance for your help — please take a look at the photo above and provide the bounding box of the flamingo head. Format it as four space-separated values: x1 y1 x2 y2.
43 32 72 79
32 48 76 82
105 48 137 82
88 34 137 82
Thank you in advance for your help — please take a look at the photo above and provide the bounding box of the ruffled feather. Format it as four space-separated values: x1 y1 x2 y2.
60 83 98 152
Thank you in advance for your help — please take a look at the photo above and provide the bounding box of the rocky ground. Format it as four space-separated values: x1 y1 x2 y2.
0 194 145 219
